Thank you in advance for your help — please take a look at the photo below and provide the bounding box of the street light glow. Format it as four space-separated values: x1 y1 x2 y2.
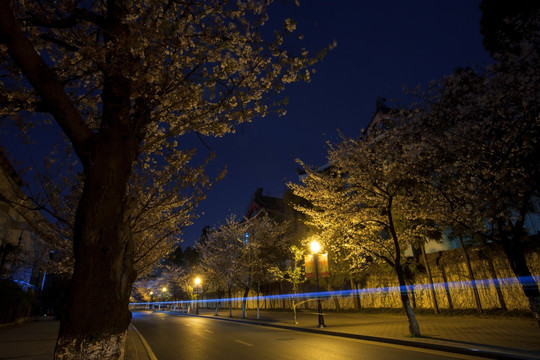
162 287 167 292
194 277 201 285
310 239 321 254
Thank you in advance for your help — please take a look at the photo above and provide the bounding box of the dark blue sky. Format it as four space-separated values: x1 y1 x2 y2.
1 1 493 250
180 0 493 248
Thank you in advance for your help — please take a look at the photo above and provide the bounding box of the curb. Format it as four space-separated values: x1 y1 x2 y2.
129 324 158 360
166 311 535 360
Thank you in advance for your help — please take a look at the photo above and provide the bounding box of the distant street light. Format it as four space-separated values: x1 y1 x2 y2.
150 291 154 310
310 239 326 328
194 277 202 315
161 287 168 301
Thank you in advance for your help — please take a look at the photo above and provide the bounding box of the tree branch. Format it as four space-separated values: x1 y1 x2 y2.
0 0 95 163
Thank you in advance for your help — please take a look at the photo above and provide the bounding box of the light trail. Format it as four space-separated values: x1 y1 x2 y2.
130 275 539 308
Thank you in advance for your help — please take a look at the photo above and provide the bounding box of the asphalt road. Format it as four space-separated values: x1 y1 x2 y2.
131 312 485 360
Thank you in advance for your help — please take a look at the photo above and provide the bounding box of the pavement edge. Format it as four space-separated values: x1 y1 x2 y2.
128 324 158 360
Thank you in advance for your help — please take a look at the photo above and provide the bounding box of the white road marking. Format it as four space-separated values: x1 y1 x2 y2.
204 329 214 333
184 323 192 327
235 340 254 347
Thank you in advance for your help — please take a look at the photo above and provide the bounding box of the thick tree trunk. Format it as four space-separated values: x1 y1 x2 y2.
1 1 141 357
54 140 137 359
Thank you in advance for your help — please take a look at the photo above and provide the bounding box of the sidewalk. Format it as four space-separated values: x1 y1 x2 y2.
0 318 58 360
0 319 152 360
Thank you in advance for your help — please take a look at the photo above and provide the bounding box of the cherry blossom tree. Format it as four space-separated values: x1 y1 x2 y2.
197 212 289 318
0 0 323 357
15 146 223 279
196 215 241 317
269 244 306 322
289 126 435 337
405 40 540 324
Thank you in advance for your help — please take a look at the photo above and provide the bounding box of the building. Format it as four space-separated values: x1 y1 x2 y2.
0 150 47 291
244 188 287 221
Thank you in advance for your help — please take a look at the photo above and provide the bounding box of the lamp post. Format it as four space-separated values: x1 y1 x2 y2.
149 291 154 310
310 240 326 328
194 277 201 315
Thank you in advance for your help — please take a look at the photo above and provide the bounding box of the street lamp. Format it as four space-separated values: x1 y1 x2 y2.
150 291 154 310
310 239 326 328
161 287 168 309
194 277 201 315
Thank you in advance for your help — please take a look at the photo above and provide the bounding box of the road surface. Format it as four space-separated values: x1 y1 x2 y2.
131 312 484 360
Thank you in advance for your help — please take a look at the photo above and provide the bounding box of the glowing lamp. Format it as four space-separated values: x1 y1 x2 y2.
310 240 321 254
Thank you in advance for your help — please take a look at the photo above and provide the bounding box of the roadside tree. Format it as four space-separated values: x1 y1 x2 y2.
197 212 289 318
405 47 540 324
289 126 435 337
0 0 322 357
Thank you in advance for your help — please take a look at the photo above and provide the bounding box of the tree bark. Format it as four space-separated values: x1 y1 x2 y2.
386 196 420 336
55 140 137 359
395 263 421 337
1 1 143 358
407 281 417 309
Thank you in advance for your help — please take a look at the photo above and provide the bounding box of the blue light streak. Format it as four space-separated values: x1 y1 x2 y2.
130 275 539 307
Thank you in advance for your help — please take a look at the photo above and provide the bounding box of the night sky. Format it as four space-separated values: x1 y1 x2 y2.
1 1 494 250
180 0 493 248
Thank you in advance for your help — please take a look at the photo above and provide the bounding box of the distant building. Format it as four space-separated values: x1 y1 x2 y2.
0 150 47 291
362 96 396 136
244 188 287 221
